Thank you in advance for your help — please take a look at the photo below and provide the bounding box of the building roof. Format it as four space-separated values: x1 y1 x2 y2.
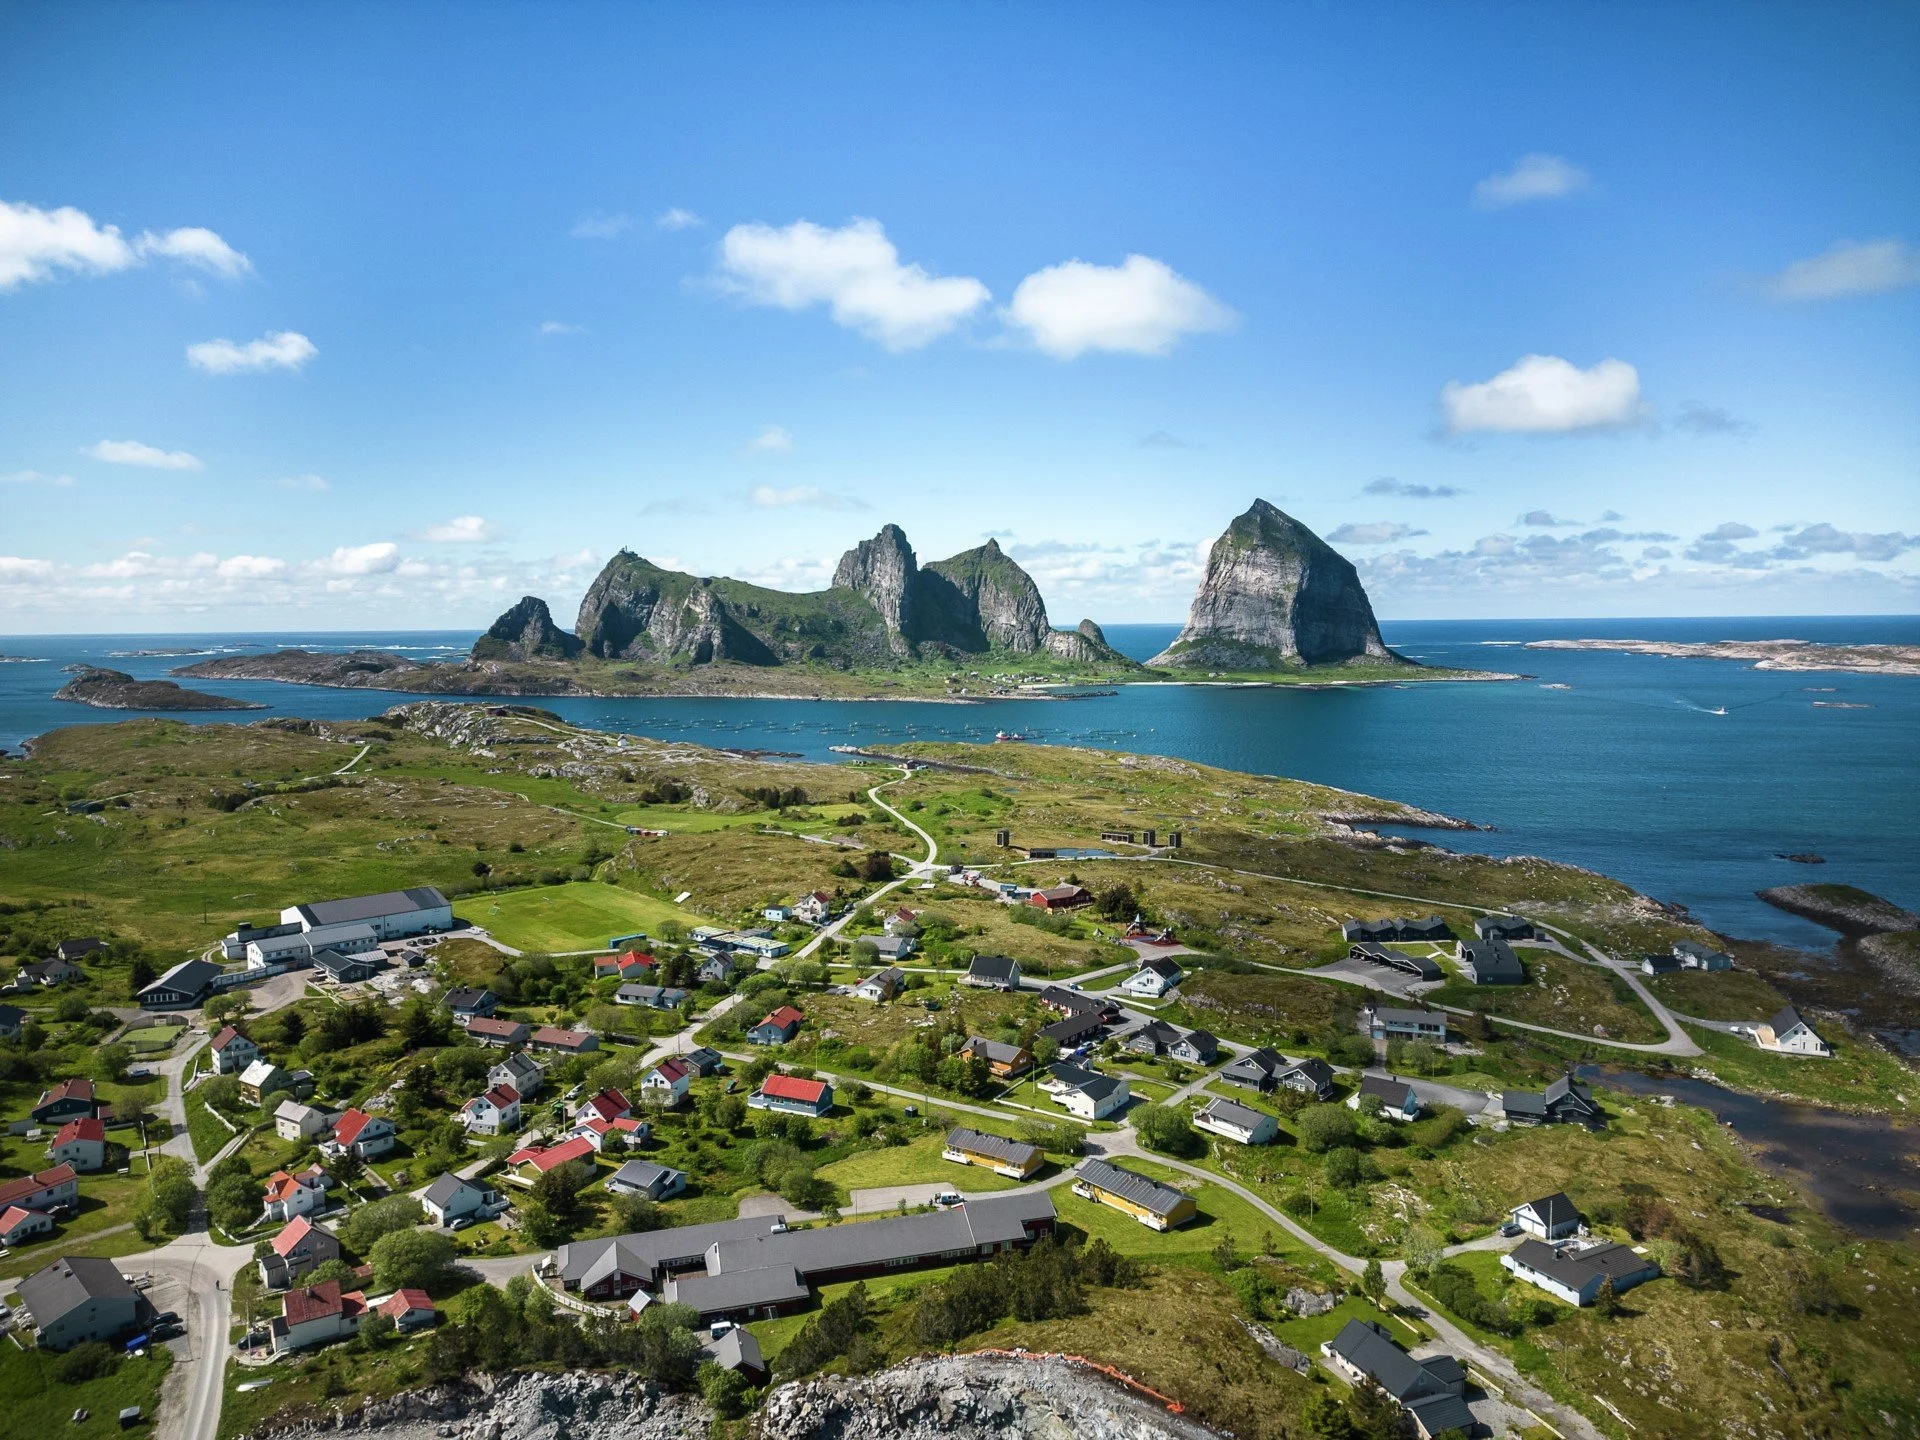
532 1025 593 1047
1282 1057 1336 1086
423 1172 484 1208
758 1074 831 1105
649 1058 690 1085
52 1117 106 1147
18 1255 137 1330
558 1215 788 1288
1509 1239 1658 1292
1224 1046 1285 1077
332 1108 380 1146
709 1326 764 1374
1137 957 1183 979
1129 1019 1181 1048
1359 1074 1416 1110
1516 1192 1583 1230
1768 1004 1810 1034
492 1052 543 1080
144 958 222 996
1324 1318 1455 1404
464 1016 526 1040
517 1135 596 1173
296 887 449 928
1038 983 1100 1015
705 1192 1057 1282
858 966 906 991
282 1279 351 1326
1035 884 1090 904
945 1126 1042 1169
444 986 496 1011
960 1036 1028 1065
313 948 374 977
1461 937 1525 982
608 1159 686 1192
669 1264 810 1315
0 1165 77 1207
582 1087 631 1119
1077 1158 1191 1219
758 1005 804 1030
271 1214 325 1257
1048 1061 1120 1100
210 1026 251 1051
379 1287 435 1318
0 1204 47 1233
967 954 1020 982
239 1058 284 1087
1370 1005 1445 1027
274 1099 320 1124
37 1077 95 1109
479 1083 520 1109
1197 1097 1270 1134
1041 1011 1103 1047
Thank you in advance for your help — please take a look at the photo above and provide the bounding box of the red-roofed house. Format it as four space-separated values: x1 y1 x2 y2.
595 950 655 980
748 1072 834 1117
578 1088 631 1125
47 1117 108 1173
30 1078 97 1126
640 1058 691 1108
507 1135 595 1185
261 1167 329 1222
272 1279 365 1353
208 1026 261 1074
794 891 832 924
259 1213 342 1290
530 1025 598 1054
460 1084 522 1135
0 1204 54 1247
0 1165 78 1215
463 1016 532 1049
325 1108 396 1160
747 1006 804 1045
378 1287 437 1332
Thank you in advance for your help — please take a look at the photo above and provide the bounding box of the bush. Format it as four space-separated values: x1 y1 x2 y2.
370 1228 458 1291
699 1361 753 1418
1295 1104 1357 1154
56 1341 120 1384
1421 1261 1515 1335
1131 1103 1206 1158
346 1194 427 1254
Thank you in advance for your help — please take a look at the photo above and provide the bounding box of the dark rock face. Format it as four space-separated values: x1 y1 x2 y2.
833 524 921 652
922 539 1049 652
1151 500 1397 669
472 596 583 662
54 665 264 711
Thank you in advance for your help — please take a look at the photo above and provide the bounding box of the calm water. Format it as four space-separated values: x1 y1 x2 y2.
1589 1067 1920 1240
2 617 1916 950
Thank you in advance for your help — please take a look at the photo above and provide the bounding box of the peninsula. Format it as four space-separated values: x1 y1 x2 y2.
1525 636 1920 677
52 664 265 712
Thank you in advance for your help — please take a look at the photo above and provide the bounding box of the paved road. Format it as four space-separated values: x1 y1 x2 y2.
777 769 932 969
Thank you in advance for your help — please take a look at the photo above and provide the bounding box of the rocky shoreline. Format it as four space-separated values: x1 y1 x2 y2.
1525 636 1920 676
235 1356 1228 1440
1756 883 1919 937
54 664 264 711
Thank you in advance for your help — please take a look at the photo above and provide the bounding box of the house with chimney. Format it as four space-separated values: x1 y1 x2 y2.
260 1214 342 1290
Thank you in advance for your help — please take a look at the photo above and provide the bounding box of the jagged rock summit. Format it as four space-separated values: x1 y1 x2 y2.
480 525 1130 671
1150 499 1399 670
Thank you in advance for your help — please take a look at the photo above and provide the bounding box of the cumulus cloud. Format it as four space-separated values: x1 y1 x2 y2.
1473 154 1591 209
2 469 75 487
216 554 285 578
186 330 317 374
1328 521 1427 544
1441 354 1645 434
276 474 329 491
1001 536 1208 613
1762 238 1920 300
539 320 586 336
320 541 400 575
655 208 702 231
1006 254 1234 359
718 218 990 351
570 212 631 239
0 200 249 290
732 554 837 591
1673 401 1755 436
1363 477 1462 499
1521 510 1577 527
1772 523 1917 563
0 556 56 579
416 515 498 543
749 484 865 511
745 425 794 454
84 439 203 471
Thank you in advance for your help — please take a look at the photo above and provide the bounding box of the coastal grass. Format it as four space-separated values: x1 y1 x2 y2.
1680 1023 1919 1113
1643 966 1788 1023
1423 952 1665 1043
474 880 712 953
185 1091 242 1162
0 1334 173 1440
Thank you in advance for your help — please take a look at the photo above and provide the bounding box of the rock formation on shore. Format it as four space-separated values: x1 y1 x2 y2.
471 595 584 661
54 665 264 711
1150 500 1398 670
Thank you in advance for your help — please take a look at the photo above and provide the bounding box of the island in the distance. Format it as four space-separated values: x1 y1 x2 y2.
173 500 1512 700
53 665 265 711
1527 636 1920 677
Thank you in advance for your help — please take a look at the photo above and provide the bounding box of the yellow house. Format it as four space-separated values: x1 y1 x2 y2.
942 1126 1044 1180
1072 1158 1197 1231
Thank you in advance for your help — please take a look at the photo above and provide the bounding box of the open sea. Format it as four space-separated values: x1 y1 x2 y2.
2 616 1915 952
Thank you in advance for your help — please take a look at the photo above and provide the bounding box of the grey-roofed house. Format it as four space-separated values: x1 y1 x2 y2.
1353 1074 1421 1121
1501 1074 1601 1126
705 1325 767 1382
1461 937 1525 985
1046 1062 1129 1120
1754 1005 1830 1056
1194 1096 1279 1146
1278 1056 1337 1099
1674 940 1732 971
1125 1019 1182 1056
1219 1046 1286 1092
1170 1028 1219 1065
1512 1192 1584 1240
665 1264 810 1322
313 948 379 983
1503 1239 1660 1306
443 986 500 1020
0 1002 26 1040
963 954 1022 991
1475 914 1536 942
17 1255 145 1351
1041 1010 1104 1050
605 1159 688 1200
489 1052 544 1099
421 1173 502 1227
1349 942 1444 982
557 1216 791 1300
1321 1319 1473 1439
684 1046 726 1076
1073 1158 1197 1230
1366 1005 1448 1042
1639 952 1682 976
288 886 452 937
853 967 905 1003
616 983 690 1010
138 957 223 1009
958 1035 1032 1079
1039 984 1102 1017
942 1126 1044 1179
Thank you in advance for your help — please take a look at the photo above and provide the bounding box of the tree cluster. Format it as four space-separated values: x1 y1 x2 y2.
912 1236 1141 1348
425 1278 704 1390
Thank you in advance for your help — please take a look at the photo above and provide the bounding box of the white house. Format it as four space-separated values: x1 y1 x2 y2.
1351 1074 1422 1121
325 1108 396 1160
489 1052 544 1100
1046 1063 1130 1120
640 1058 692 1108
47 1118 109 1173
1120 958 1183 999
0 1204 55 1247
762 905 793 923
793 891 833 925
275 1100 329 1142
1503 1239 1660 1307
208 1026 261 1074
420 1173 503 1227
853 967 904 1003
1193 1097 1278 1146
261 1166 331 1222
271 1279 365 1354
459 1084 522 1135
1511 1192 1584 1240
1753 1005 1831 1056
603 1159 688 1200
259 1213 341 1289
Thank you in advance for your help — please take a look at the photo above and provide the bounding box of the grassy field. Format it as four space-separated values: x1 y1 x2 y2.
0 1339 173 1440
814 1133 1037 1193
1424 951 1665 1043
122 1022 188 1053
1680 1022 1919 1112
475 881 712 952
1168 967 1361 1048
1643 966 1788 1022
185 1091 244 1162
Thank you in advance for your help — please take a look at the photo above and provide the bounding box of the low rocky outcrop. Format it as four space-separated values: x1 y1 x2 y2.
471 595 583 661
1151 500 1398 670
1757 883 1920 937
54 665 264 711
233 1370 704 1440
177 649 434 688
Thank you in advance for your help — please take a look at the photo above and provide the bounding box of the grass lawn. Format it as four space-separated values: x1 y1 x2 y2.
815 1134 1033 1194
122 1023 187 1054
1425 952 1665 1044
0 1169 148 1280
185 1092 243 1163
0 1332 173 1440
1273 1293 1421 1356
476 881 714 953
1053 1162 1281 1270
1643 968 1788 1023
216 1337 432 1440
1679 1023 1918 1112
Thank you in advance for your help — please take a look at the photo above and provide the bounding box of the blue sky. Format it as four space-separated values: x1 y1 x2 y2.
2 1 1916 632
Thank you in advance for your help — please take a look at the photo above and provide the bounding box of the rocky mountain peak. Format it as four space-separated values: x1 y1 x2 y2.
472 595 583 662
1150 499 1397 669
833 524 920 649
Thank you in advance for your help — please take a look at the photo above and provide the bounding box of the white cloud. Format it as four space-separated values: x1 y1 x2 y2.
538 320 586 336
1006 254 1234 359
0 200 247 290
1440 354 1644 434
570 212 631 239
1473 154 1591 209
717 217 990 351
732 554 837 591
319 541 400 575
1328 521 1426 544
132 226 251 279
1137 430 1197 449
1521 510 1577 527
655 208 702 231
216 554 285 578
275 474 330 491
186 330 317 374
749 484 865 511
1761 238 1920 300
417 515 498 543
745 425 794 454
1364 477 1464 499
1 469 75 487
84 439 203 471
0 556 55 579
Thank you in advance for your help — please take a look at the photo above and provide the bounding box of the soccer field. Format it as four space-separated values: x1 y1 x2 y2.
476 882 715 952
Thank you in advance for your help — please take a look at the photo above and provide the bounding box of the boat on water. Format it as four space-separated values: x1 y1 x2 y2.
994 730 1028 742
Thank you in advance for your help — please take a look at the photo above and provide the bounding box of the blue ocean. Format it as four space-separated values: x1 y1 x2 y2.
2 617 1915 951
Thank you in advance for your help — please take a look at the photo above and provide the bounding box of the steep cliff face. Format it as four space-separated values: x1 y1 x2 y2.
832 524 920 652
1151 500 1397 669
472 596 583 662
922 540 1050 652
1046 617 1125 663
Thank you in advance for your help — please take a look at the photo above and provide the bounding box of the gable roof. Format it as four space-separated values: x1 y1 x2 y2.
1768 1004 1809 1034
210 1025 252 1051
37 1077 95 1108
608 1158 685 1191
443 986 497 1011
18 1255 137 1328
239 1058 284 1086
271 1214 323 1256
282 1279 349 1326
1359 1074 1416 1109
379 1287 435 1318
1325 1317 1454 1403
759 1073 830 1105
531 1025 593 1047
1516 1192 1583 1229
1077 1158 1190 1218
0 1165 77 1207
479 1083 520 1109
423 1172 484 1207
1137 957 1183 979
143 958 222 996
966 954 1020 982
52 1117 106 1146
648 1058 691 1085
463 1016 526 1040
945 1126 1041 1169
758 1005 804 1030
517 1135 596 1172
1198 1097 1270 1133
332 1107 381 1146
1224 1046 1285 1076
960 1035 1028 1064
1038 983 1100 1015
1509 1238 1658 1292
296 887 448 927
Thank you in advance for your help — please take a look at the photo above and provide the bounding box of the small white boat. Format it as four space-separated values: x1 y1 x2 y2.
994 730 1027 742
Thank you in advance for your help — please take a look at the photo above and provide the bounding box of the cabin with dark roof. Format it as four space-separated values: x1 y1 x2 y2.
1320 1319 1473 1439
